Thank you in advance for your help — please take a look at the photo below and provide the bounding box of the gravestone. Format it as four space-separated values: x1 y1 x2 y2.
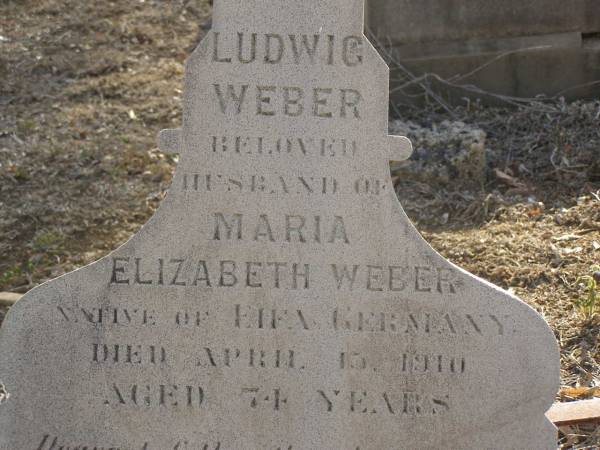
0 1 560 449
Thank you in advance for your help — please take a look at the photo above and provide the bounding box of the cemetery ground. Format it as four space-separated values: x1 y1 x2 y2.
0 0 598 447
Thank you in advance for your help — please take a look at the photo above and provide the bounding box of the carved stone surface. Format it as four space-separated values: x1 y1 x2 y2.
0 1 559 449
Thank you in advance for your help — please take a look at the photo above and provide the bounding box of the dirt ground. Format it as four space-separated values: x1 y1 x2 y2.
0 0 599 448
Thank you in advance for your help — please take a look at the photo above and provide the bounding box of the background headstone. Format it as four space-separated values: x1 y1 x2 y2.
366 0 600 104
0 1 559 449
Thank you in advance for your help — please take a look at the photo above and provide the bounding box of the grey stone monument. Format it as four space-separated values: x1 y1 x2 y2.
0 1 560 449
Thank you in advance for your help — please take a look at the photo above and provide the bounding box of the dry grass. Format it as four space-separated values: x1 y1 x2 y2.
0 0 206 288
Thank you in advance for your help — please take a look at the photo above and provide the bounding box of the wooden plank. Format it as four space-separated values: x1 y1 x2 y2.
0 292 22 307
547 399 600 426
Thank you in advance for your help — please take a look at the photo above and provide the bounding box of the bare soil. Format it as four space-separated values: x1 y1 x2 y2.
0 0 598 447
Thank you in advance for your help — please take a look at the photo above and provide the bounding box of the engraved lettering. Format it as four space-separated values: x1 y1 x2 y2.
238 32 257 63
213 213 243 240
213 84 248 114
326 35 335 65
389 266 408 291
170 259 186 286
283 87 304 117
36 434 127 450
313 88 332 118
317 389 339 412
92 343 167 366
289 34 319 64
437 268 457 294
210 32 363 67
330 264 459 293
340 88 362 119
292 263 310 289
175 310 210 327
257 86 277 116
209 135 357 157
198 347 301 370
109 258 311 289
415 266 432 292
134 257 152 285
212 32 232 63
241 387 287 411
57 306 157 326
402 352 466 375
340 352 367 370
187 172 341 196
366 265 384 291
212 84 362 118
235 304 313 331
212 214 349 244
489 314 506 335
317 389 450 416
193 260 211 287
104 384 204 409
111 257 130 284
219 260 238 287
342 36 363 66
264 34 284 64
332 308 507 337
285 215 306 243
331 264 359 290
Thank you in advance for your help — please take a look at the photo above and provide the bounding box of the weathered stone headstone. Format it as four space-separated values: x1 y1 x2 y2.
0 1 560 449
